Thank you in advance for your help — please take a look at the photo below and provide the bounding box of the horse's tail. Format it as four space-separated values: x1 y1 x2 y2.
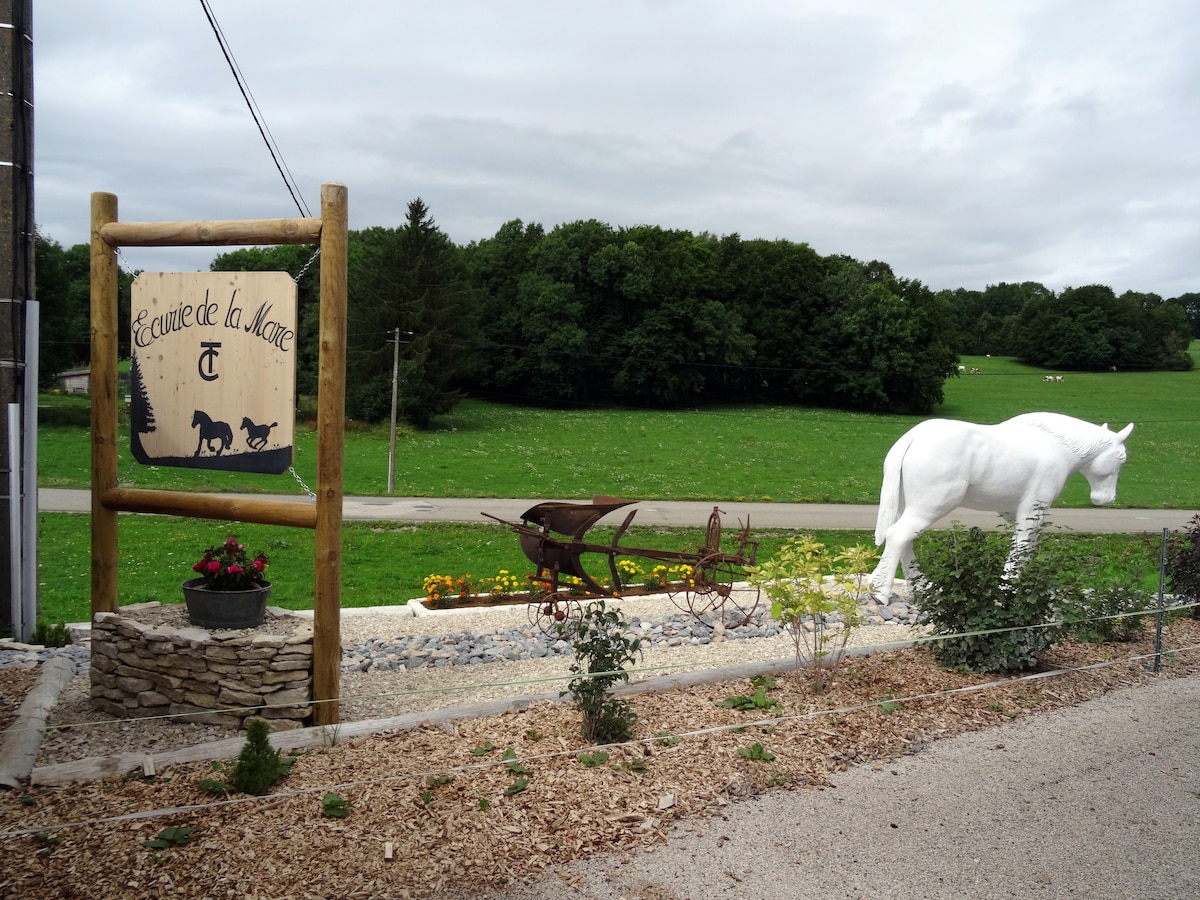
874 429 916 545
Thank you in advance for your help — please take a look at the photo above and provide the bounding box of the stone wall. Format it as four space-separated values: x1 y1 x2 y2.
89 606 314 731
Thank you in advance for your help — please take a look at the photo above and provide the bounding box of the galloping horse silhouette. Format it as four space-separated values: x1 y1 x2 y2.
870 412 1134 596
192 410 233 457
240 417 277 451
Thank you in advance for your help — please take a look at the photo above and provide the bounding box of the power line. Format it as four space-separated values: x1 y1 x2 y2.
198 0 311 218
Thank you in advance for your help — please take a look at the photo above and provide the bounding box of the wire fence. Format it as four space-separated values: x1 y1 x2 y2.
1 599 1198 839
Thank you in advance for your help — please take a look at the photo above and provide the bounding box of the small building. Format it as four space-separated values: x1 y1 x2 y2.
57 368 90 395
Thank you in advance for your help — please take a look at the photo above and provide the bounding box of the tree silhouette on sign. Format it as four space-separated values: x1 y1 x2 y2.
129 353 156 436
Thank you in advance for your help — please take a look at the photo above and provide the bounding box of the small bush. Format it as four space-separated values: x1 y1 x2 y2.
912 525 1076 674
748 535 876 690
37 404 91 428
1166 514 1200 620
557 600 644 744
31 618 71 648
201 719 296 797
1061 576 1152 644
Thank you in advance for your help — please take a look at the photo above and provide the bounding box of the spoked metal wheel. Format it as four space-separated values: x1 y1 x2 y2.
669 554 760 628
527 594 583 636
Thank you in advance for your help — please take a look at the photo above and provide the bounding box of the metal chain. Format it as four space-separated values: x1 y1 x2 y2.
294 247 321 283
116 444 140 487
289 465 316 500
112 237 319 500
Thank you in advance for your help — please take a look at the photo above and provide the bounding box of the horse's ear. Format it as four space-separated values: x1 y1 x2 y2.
1115 422 1134 443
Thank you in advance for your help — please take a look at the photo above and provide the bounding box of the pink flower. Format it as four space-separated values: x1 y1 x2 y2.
206 560 221 573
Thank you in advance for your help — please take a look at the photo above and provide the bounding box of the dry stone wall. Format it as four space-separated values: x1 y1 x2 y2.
89 605 314 731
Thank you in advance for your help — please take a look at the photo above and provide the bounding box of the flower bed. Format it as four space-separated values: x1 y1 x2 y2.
420 562 695 610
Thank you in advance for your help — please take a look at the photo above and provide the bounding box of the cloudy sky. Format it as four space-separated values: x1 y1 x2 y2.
34 0 1200 297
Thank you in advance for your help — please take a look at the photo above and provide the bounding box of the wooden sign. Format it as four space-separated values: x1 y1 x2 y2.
129 272 297 474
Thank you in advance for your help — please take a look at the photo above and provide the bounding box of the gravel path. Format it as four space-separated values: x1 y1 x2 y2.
499 671 1200 900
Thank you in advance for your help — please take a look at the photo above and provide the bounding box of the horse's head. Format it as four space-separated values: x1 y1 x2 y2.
240 417 252 430
1081 422 1134 505
191 410 202 427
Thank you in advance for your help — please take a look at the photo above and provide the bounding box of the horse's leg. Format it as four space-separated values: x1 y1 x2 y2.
899 544 924 591
1003 504 1045 581
871 516 927 596
869 548 899 597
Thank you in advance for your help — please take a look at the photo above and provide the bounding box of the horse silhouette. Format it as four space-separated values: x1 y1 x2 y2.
240 417 277 451
191 410 233 456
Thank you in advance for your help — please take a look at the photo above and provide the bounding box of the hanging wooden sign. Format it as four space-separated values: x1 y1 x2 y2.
129 271 297 474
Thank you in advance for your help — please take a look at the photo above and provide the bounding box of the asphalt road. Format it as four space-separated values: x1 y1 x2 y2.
38 488 1196 534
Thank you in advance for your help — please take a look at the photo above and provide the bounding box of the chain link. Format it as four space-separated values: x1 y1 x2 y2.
112 236 319 501
294 247 321 283
289 465 317 500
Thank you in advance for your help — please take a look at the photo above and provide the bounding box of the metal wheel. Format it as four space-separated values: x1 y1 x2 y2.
669 553 760 628
527 593 583 637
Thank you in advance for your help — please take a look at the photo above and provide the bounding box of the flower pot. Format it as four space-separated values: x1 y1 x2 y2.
182 578 272 629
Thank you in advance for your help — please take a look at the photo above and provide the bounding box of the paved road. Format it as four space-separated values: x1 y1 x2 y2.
38 488 1196 534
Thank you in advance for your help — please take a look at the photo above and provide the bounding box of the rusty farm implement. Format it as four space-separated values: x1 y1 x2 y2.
483 495 761 633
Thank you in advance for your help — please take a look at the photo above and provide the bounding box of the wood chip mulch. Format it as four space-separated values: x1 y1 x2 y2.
1 621 1197 900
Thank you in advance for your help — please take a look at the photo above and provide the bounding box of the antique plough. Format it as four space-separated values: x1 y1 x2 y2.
483 495 760 632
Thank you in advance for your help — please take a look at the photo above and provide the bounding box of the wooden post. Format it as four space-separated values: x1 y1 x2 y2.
312 183 348 725
88 183 347 726
90 192 120 615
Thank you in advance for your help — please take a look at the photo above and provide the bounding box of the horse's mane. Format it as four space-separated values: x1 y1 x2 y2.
1005 412 1116 459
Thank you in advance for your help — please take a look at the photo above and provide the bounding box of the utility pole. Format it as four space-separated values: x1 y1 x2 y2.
387 328 399 493
386 329 413 494
0 0 35 638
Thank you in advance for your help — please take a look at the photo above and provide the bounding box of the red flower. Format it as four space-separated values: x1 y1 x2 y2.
191 535 269 590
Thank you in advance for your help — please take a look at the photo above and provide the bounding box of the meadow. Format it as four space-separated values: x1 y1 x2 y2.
33 350 1200 624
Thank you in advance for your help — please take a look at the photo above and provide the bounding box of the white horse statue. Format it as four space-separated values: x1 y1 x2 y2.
870 412 1134 596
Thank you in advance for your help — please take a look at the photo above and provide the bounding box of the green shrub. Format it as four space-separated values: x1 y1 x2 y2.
912 525 1076 674
557 600 643 744
38 405 92 428
748 535 876 690
1060 576 1152 644
31 618 71 648
1166 514 1200 620
200 719 297 797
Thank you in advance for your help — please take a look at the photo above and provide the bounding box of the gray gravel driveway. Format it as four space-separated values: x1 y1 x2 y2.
501 673 1200 900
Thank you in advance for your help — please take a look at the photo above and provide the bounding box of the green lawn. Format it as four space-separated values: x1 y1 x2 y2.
36 353 1200 508
32 349 1198 625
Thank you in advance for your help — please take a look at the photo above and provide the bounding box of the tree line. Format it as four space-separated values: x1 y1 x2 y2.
34 198 1196 426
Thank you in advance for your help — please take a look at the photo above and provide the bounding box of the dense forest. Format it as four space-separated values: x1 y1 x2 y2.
35 198 1198 426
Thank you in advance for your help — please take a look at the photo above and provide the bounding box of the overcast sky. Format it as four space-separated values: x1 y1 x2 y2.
34 1 1200 297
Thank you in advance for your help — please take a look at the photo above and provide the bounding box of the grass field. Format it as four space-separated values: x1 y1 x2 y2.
35 350 1200 508
31 349 1200 625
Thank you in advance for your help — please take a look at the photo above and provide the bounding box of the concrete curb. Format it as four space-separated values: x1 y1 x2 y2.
0 656 78 789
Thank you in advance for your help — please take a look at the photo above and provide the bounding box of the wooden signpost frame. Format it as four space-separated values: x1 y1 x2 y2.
89 183 348 725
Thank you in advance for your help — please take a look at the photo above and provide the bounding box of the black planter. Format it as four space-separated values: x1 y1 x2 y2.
182 578 272 629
